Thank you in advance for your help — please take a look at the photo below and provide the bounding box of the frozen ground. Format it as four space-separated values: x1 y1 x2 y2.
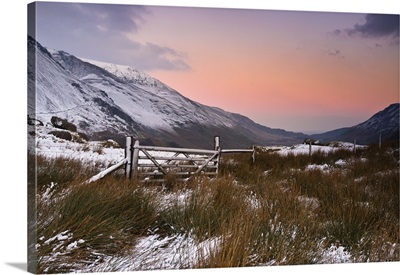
32 124 368 272
263 143 366 156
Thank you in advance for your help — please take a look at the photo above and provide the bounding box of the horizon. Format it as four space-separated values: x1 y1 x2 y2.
34 2 399 133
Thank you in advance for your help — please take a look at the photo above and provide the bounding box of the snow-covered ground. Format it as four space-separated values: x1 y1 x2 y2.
262 143 366 156
31 124 190 168
32 123 364 169
33 124 379 272
77 234 222 272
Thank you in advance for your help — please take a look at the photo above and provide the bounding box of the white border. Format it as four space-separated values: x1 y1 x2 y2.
0 1 398 275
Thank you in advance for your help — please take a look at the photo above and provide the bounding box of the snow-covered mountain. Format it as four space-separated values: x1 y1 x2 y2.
29 36 308 148
79 58 161 88
312 103 399 145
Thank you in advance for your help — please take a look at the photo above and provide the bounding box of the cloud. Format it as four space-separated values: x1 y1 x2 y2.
36 3 149 37
72 3 149 33
71 35 192 72
139 43 192 71
336 14 399 40
108 41 192 71
321 49 345 59
349 14 399 38
35 2 191 72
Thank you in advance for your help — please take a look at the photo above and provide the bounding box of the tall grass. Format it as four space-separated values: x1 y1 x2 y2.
34 154 102 191
36 177 159 273
214 145 398 264
157 177 247 240
34 144 399 272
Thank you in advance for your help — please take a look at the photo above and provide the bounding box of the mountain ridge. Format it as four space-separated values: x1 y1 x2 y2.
28 36 308 148
312 103 399 145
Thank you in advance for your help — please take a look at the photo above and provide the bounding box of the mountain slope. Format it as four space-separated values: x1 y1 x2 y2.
28 36 143 138
312 103 399 145
79 57 308 147
29 36 308 148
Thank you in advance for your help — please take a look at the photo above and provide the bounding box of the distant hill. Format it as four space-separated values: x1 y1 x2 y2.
312 103 399 145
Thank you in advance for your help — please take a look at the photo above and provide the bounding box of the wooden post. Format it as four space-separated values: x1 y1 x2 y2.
125 136 133 179
132 140 140 179
353 139 356 154
252 145 255 164
214 136 220 150
309 140 312 156
214 136 221 175
87 159 127 184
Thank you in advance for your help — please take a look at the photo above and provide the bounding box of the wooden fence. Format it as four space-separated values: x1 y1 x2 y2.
87 136 255 183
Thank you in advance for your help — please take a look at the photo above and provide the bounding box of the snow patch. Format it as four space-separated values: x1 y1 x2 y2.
264 142 366 156
321 244 352 264
81 234 222 272
305 163 330 172
44 230 71 245
335 159 347 166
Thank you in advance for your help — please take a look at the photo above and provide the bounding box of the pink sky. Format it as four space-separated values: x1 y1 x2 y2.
136 7 399 132
36 2 399 133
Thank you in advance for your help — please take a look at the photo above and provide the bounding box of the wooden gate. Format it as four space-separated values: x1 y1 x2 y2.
125 137 222 182
86 136 255 183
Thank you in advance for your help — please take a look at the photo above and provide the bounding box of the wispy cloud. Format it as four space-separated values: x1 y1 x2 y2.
72 3 149 33
139 43 191 71
322 48 345 59
36 2 191 71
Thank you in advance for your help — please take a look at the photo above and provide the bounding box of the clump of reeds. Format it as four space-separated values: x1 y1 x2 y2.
36 172 159 273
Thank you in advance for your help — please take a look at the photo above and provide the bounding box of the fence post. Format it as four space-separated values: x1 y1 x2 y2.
214 136 220 150
125 136 133 179
309 140 312 156
214 136 221 175
353 139 357 154
132 140 140 179
252 145 255 164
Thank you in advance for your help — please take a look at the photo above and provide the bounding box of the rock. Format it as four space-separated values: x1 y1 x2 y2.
77 132 89 141
51 116 77 132
303 138 321 145
28 116 43 126
49 130 72 141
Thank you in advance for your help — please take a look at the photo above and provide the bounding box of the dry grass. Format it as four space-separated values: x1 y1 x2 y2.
32 143 399 272
36 177 159 273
